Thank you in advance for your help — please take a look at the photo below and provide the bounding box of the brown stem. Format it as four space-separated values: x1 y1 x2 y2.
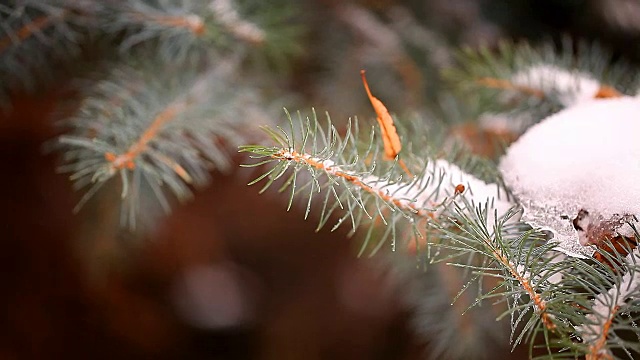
586 306 619 360
131 13 205 36
476 77 545 98
492 250 556 331
275 150 433 218
105 100 190 171
0 10 68 53
477 77 623 101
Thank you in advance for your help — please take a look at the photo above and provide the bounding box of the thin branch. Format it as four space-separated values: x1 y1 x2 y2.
0 9 68 53
578 249 640 359
104 98 191 172
476 77 623 100
130 12 205 36
210 0 265 44
491 246 557 331
274 149 435 219
476 77 545 98
585 305 619 360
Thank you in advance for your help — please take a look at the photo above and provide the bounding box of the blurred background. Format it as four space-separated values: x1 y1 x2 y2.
3 0 640 359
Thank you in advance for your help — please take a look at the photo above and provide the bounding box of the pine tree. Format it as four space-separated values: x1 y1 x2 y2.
5 1 640 359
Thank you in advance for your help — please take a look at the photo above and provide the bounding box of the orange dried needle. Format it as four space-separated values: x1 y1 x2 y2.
594 85 623 99
360 70 413 177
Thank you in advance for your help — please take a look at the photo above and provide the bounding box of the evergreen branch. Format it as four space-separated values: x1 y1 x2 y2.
475 76 623 101
210 0 265 45
222 0 304 71
241 110 443 254
434 199 640 359
98 0 303 67
241 109 514 256
127 11 205 37
99 0 211 58
577 249 640 360
475 77 545 99
104 97 192 174
586 305 619 360
447 40 637 124
268 149 433 218
0 1 86 103
242 110 421 254
0 7 68 54
57 57 256 228
490 237 556 332
431 203 567 349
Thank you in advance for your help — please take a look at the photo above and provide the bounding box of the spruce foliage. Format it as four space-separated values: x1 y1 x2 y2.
4 1 640 359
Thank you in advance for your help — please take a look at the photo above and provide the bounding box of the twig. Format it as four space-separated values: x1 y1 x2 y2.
131 12 205 35
275 150 434 218
492 249 557 331
476 77 546 98
585 305 618 360
477 77 623 100
578 249 640 359
210 0 265 44
0 9 68 53
105 99 191 172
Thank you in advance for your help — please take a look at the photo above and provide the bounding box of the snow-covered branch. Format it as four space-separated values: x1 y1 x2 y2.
577 249 640 359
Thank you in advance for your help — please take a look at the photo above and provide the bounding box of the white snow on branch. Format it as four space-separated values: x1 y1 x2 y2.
366 159 514 224
499 97 640 257
511 64 602 106
477 112 533 135
283 150 514 225
577 249 640 356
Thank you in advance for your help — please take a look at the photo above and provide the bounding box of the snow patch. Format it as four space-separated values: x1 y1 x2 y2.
478 112 533 135
511 64 602 107
366 159 515 227
499 97 640 257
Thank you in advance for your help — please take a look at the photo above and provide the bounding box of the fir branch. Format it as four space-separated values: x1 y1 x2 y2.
430 203 574 352
268 149 432 218
241 109 513 256
100 0 211 59
210 0 265 45
447 40 637 123
0 7 69 54
475 75 623 101
491 238 556 332
587 304 619 360
225 0 305 71
98 0 302 68
57 57 256 228
577 249 640 360
127 11 205 36
475 77 545 99
241 110 442 254
104 97 192 174
0 1 86 102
